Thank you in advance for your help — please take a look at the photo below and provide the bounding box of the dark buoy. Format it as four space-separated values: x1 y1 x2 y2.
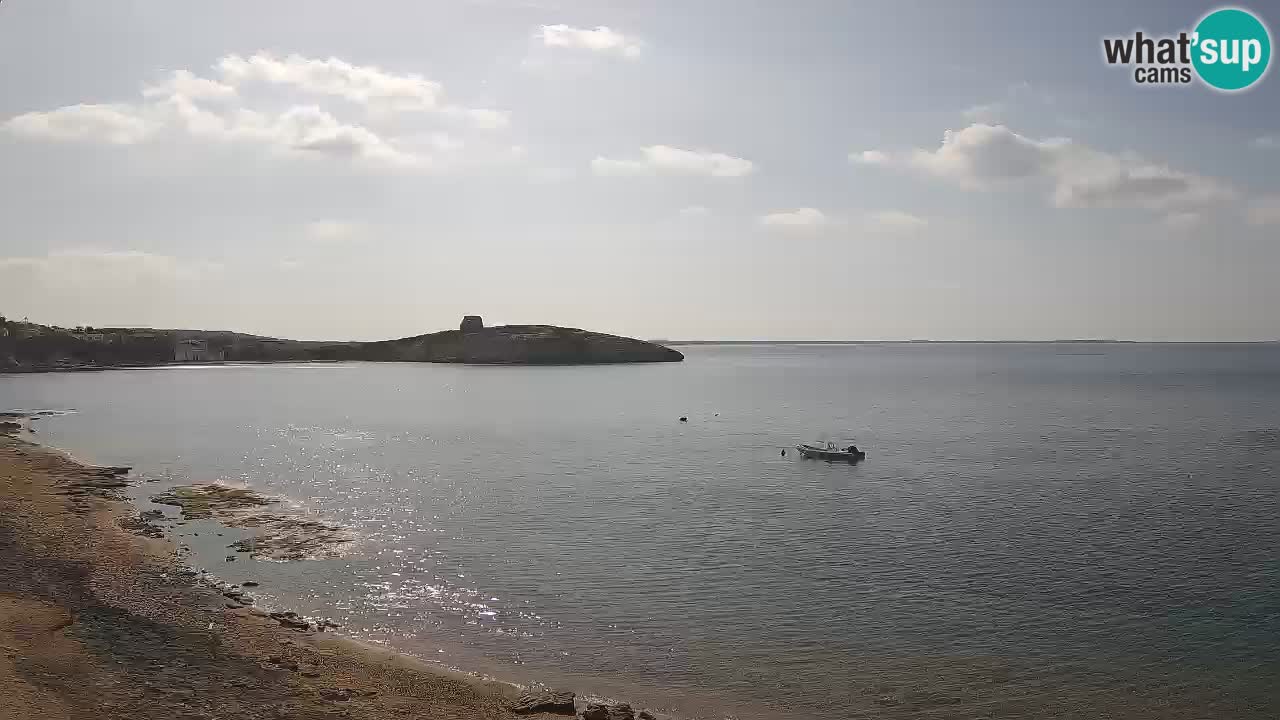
781 449 786 457
679 416 688 422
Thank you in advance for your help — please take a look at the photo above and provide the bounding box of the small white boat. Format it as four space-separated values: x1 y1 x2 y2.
795 441 866 462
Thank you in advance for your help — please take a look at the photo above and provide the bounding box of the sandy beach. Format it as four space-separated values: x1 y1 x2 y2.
0 434 565 720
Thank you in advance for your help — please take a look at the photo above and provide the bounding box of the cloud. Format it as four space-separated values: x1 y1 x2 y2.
593 145 753 178
304 220 364 242
4 104 157 145
1252 135 1279 149
760 207 827 228
864 210 927 231
850 149 889 166
860 123 1234 213
0 52 522 169
143 70 237 102
1247 195 1280 226
538 24 642 58
903 124 1064 186
215 53 506 128
5 99 419 170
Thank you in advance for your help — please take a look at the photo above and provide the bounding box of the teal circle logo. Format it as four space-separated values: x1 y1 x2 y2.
1192 8 1271 91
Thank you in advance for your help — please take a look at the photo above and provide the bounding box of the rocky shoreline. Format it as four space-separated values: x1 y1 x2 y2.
0 424 672 720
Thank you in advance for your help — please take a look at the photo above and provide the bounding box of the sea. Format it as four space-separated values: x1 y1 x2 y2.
3 343 1279 719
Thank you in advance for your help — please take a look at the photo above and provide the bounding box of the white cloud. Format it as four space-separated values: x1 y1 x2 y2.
850 149 890 166
902 124 1064 186
593 145 753 178
266 106 421 166
1247 195 1280 226
214 53 506 129
304 220 364 243
1252 135 1279 149
4 104 157 145
864 210 928 231
678 205 711 218
539 24 642 58
760 207 827 228
0 52 523 168
218 53 442 108
143 70 237 102
860 123 1234 213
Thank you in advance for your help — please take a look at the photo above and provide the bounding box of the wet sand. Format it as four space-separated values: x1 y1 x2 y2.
0 435 537 720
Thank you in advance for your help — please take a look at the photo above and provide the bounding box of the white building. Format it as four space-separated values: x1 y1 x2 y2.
174 339 224 362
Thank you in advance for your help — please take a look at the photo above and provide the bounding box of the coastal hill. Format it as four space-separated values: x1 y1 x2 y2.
0 315 683 371
314 321 684 364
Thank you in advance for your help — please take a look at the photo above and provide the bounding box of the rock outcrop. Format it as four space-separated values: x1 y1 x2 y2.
512 688 577 715
581 702 635 720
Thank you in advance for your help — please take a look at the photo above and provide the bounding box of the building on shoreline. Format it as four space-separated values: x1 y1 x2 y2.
174 339 223 362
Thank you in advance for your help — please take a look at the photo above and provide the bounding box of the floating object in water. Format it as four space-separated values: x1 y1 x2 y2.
679 416 688 422
795 441 866 462
780 449 786 457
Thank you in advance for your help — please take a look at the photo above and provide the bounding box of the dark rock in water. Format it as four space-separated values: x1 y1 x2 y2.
606 703 635 720
0 420 22 434
638 712 656 720
241 580 259 587
580 703 634 720
224 555 236 562
512 688 576 715
269 611 312 631
150 484 272 519
678 416 687 422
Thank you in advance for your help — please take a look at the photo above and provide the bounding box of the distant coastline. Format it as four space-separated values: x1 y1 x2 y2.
0 315 683 372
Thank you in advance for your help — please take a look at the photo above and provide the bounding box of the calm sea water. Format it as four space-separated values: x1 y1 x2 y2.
4 344 1279 719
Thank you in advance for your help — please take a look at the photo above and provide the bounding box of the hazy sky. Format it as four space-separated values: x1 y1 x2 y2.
1 0 1277 341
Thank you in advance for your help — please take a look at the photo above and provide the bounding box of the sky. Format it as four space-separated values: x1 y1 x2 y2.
0 0 1277 341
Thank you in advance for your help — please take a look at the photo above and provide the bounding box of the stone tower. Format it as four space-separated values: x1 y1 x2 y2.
460 315 484 333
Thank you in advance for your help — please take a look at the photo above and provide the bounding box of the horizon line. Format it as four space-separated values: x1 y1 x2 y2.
658 339 1280 345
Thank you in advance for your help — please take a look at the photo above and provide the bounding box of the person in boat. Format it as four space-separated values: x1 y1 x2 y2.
846 444 860 454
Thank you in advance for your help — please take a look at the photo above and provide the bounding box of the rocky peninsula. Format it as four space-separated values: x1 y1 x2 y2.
0 315 682 371
316 317 684 365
